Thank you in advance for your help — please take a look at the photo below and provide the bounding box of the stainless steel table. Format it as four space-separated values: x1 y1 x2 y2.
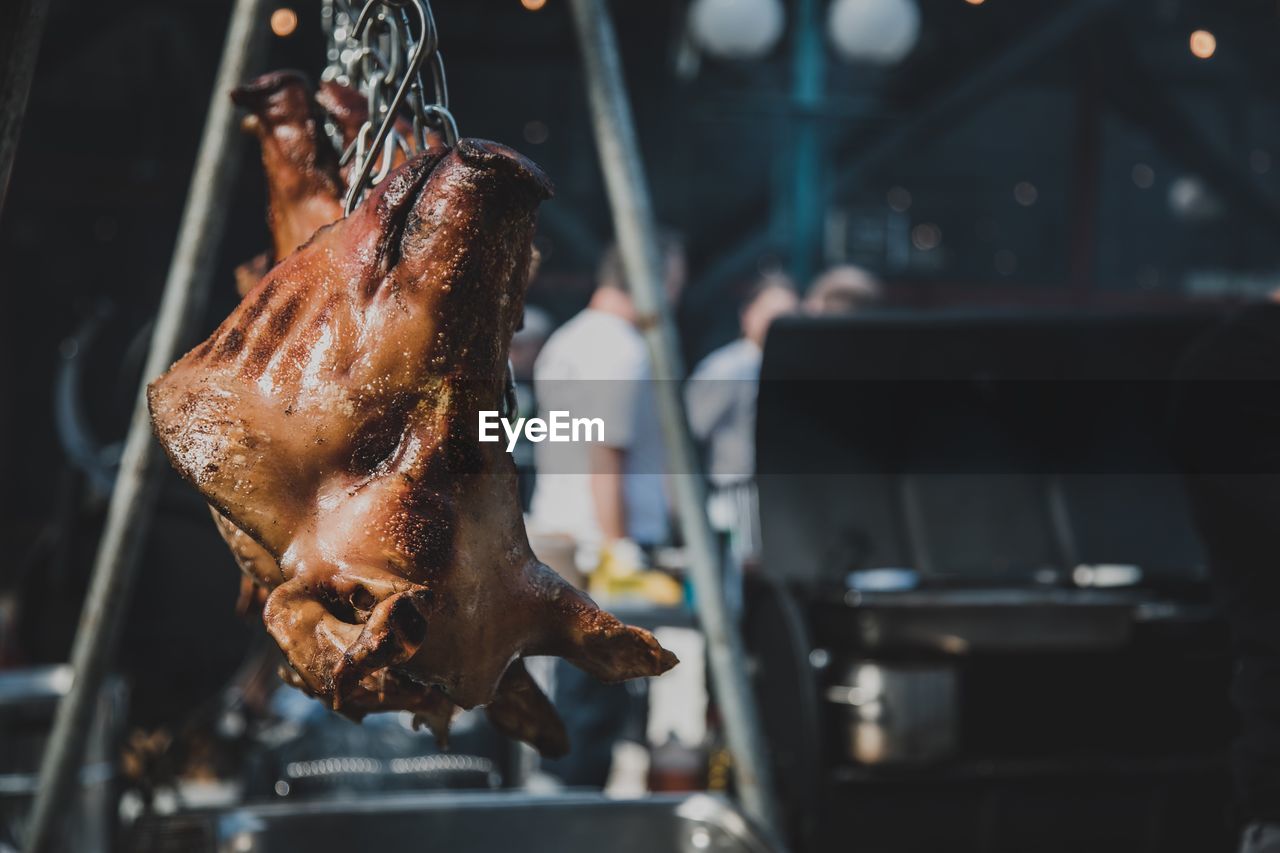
132 791 774 853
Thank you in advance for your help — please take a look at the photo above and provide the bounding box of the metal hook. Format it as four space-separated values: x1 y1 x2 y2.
424 103 458 147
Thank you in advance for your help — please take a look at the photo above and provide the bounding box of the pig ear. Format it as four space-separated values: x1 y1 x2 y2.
230 70 312 119
528 563 679 682
484 658 569 758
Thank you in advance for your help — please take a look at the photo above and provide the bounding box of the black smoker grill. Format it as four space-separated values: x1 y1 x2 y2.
749 311 1234 852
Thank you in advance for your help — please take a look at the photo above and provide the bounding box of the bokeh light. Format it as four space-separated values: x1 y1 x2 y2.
1189 29 1216 59
689 0 786 60
911 223 941 251
270 7 297 37
523 120 550 145
828 0 921 65
886 186 912 212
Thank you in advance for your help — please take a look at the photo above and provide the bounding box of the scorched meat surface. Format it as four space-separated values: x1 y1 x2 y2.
149 101 677 757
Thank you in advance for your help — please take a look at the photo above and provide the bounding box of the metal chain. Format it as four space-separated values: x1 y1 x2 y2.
320 0 458 214
319 0 513 413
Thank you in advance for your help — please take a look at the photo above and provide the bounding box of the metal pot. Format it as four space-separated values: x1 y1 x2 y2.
824 660 957 765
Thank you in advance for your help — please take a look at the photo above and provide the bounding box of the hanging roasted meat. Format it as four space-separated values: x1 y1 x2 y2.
219 73 486 741
150 119 677 756
209 71 578 754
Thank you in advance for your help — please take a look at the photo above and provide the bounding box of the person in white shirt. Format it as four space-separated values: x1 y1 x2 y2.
685 274 798 583
529 236 686 789
686 273 799 488
530 237 686 556
686 263 881 486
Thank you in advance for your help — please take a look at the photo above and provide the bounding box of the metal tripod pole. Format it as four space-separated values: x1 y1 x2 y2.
25 0 269 849
566 0 783 843
0 0 52 213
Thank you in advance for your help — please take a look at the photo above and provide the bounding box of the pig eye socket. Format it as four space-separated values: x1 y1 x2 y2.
347 398 413 474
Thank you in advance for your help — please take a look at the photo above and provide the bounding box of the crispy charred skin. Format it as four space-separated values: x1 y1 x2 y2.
150 143 675 756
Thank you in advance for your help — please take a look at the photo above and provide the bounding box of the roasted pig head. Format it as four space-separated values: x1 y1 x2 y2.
222 72 498 750
149 142 677 756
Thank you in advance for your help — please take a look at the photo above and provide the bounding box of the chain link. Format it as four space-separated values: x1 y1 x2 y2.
320 0 458 214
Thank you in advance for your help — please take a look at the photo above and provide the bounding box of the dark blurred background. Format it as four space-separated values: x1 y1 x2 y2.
2 1 1278 849
7 0 1280 525
6 0 1280 534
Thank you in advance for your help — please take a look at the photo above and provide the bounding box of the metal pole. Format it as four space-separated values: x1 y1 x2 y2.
25 0 269 849
784 0 825 286
566 0 784 843
0 0 52 213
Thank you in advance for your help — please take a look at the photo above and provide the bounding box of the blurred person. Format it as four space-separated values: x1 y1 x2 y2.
1173 292 1280 853
529 235 685 555
687 271 798 485
803 263 882 315
685 273 798 588
529 234 686 789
